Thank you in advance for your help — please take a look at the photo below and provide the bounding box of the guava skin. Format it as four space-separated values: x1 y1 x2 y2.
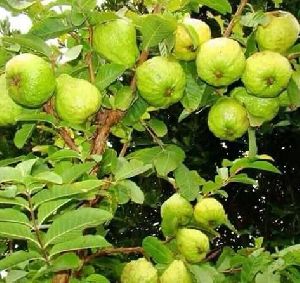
175 18 211 61
121 258 158 283
5 53 56 108
136 56 186 107
176 228 210 263
242 51 292 98
256 11 300 54
208 97 249 141
161 193 193 236
93 19 139 67
231 87 280 122
0 74 24 126
196 38 246 87
160 260 192 283
55 74 102 125
194 198 227 228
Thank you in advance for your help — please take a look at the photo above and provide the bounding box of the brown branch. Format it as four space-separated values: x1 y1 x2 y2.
287 52 300 61
223 0 249 38
86 25 95 83
43 101 79 152
119 142 129 157
52 272 70 283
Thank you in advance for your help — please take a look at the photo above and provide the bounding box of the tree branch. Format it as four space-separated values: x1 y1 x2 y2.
223 0 249 37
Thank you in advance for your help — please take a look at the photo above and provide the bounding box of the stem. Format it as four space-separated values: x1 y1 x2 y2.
223 0 249 37
119 142 129 157
142 121 164 148
26 192 50 265
248 127 257 158
87 26 95 83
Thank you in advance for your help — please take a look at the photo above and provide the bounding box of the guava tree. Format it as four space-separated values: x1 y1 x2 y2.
0 0 299 282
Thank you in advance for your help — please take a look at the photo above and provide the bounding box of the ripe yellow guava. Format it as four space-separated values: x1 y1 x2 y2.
0 74 25 126
174 17 211 61
194 198 227 228
230 87 280 122
208 97 249 141
93 19 139 67
242 51 292 98
196 38 246 86
161 193 193 236
176 228 209 263
121 258 158 283
5 53 56 108
136 56 186 107
55 74 102 125
256 11 300 54
160 260 192 283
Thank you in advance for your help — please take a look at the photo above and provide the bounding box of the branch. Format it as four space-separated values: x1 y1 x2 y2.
86 25 95 83
223 0 249 37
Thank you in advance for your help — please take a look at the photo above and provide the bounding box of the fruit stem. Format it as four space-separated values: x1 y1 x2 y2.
223 0 249 38
248 127 257 158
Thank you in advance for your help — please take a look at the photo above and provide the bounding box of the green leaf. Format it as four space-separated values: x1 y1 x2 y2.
59 162 95 183
142 236 173 264
44 208 112 247
114 158 152 181
30 17 74 40
188 263 225 283
51 253 81 272
0 197 28 209
0 167 22 183
0 222 38 246
85 274 110 283
277 244 300 266
14 123 35 149
0 208 31 226
154 145 185 176
50 235 111 257
61 45 83 63
95 63 126 90
197 0 232 14
0 156 26 167
16 158 38 177
174 164 203 201
148 119 168 137
287 75 300 107
127 146 162 165
139 14 177 49
245 161 281 174
229 174 257 185
113 180 144 204
255 270 281 283
2 34 52 57
114 86 134 111
122 97 148 126
0 251 41 270
32 180 104 207
240 11 268 28
7 0 35 10
33 171 63 185
38 198 71 225
17 112 56 125
48 149 82 162
88 11 119 25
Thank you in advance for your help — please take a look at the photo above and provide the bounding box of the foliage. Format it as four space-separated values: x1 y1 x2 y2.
0 0 299 282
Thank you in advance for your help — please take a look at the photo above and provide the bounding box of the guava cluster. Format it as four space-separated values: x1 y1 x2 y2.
120 194 227 282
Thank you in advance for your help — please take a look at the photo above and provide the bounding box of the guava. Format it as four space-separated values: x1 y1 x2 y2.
160 260 192 283
55 74 102 125
196 38 246 87
242 51 292 98
161 193 193 236
121 258 158 283
256 11 300 54
174 17 211 61
208 97 249 141
176 228 209 263
0 74 25 126
93 19 139 67
193 198 227 228
231 87 280 122
136 56 186 107
5 53 56 108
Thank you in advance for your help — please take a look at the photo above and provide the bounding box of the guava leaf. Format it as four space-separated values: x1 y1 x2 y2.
14 123 35 149
195 0 232 14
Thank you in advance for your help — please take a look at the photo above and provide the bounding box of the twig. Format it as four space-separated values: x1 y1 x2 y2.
223 0 249 37
119 142 129 157
287 52 300 61
86 25 95 83
141 121 164 148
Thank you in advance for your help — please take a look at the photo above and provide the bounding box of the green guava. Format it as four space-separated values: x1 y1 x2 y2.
176 228 209 263
93 19 139 67
242 51 292 98
121 258 158 283
193 198 227 228
161 193 193 236
55 74 102 125
174 17 211 61
160 260 192 283
0 74 25 126
136 56 186 107
196 38 246 87
256 11 300 54
208 97 249 141
5 53 56 108
231 87 280 122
